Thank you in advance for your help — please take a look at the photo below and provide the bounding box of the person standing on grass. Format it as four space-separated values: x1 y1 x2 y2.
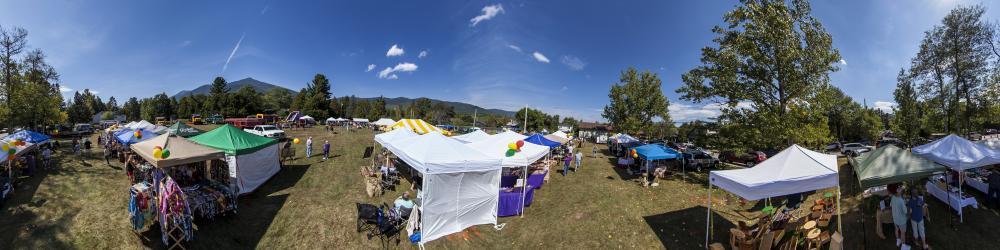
103 145 112 166
574 151 583 172
84 138 92 156
890 185 908 248
322 140 331 160
592 145 598 158
305 137 314 159
562 153 572 176
907 188 929 249
988 170 1000 208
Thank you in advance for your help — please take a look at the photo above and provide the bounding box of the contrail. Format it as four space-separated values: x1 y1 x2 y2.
222 32 245 74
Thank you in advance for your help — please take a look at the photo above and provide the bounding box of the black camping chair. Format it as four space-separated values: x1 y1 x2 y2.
356 203 382 233
367 203 405 249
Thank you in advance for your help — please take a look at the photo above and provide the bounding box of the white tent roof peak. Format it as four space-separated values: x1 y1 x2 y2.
467 130 547 167
912 134 1000 170
452 129 491 144
709 144 838 200
381 132 501 174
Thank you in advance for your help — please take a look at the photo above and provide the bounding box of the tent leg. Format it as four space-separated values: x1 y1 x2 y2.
521 164 527 218
837 186 843 234
959 171 964 223
705 181 712 249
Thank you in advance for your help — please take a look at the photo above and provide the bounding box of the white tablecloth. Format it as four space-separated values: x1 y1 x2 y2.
966 177 989 194
926 182 978 215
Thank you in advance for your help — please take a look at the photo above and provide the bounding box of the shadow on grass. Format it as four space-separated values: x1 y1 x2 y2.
139 164 310 249
644 206 736 249
0 153 76 249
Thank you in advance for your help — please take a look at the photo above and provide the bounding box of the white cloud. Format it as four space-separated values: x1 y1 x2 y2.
669 102 753 122
873 101 896 113
178 40 191 47
222 33 246 73
532 52 550 63
418 50 428 58
377 62 418 79
560 86 568 91
386 44 405 57
560 55 586 70
470 4 505 26
839 59 847 65
387 74 399 80
507 44 522 53
366 64 376 72
260 5 269 15
91 90 100 95
59 86 73 93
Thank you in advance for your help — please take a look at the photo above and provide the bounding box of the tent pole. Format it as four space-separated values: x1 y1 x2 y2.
959 170 964 223
837 186 843 234
705 180 712 249
521 164 527 218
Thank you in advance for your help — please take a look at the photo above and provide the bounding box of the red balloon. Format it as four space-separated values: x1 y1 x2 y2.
516 140 525 148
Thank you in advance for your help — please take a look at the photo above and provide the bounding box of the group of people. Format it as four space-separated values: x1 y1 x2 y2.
301 136 332 160
886 183 930 250
561 139 584 176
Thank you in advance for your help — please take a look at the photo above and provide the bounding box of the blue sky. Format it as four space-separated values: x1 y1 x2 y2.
1 0 997 122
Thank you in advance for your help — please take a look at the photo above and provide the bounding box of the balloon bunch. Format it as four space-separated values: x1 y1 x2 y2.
505 140 525 157
2 140 18 160
152 146 171 159
631 149 638 158
134 130 143 139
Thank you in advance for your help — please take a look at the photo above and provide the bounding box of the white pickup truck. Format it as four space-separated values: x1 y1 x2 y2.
245 125 286 139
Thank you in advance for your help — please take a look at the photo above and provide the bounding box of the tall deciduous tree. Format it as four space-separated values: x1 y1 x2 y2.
602 67 670 135
678 0 840 149
892 69 921 145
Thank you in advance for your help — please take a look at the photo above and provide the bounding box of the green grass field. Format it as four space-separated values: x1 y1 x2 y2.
1 126 999 249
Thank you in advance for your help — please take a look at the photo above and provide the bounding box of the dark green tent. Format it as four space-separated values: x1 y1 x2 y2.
189 124 277 155
849 145 945 189
166 122 205 138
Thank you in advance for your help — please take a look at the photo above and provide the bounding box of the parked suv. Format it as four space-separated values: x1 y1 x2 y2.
720 150 768 167
682 150 720 172
841 143 872 157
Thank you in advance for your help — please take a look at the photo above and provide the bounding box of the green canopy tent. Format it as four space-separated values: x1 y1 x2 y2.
849 145 945 189
166 122 205 138
190 124 280 195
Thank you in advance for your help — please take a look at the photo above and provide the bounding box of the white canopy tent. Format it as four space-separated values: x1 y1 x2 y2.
912 134 1000 221
452 130 491 144
377 132 503 245
373 118 396 127
705 144 840 247
467 131 549 217
353 118 370 123
978 138 1000 151
124 120 168 134
551 131 569 140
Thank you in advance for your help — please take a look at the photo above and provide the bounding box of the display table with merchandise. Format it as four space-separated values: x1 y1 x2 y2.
497 186 534 217
925 180 977 215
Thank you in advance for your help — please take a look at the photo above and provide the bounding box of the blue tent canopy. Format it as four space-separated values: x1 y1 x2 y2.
525 133 561 148
116 129 158 145
5 130 51 143
632 144 680 160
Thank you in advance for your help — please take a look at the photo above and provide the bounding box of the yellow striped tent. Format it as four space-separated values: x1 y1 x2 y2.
389 119 443 134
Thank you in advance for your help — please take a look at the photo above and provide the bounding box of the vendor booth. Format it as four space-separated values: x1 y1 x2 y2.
912 134 1000 221
705 144 840 249
128 134 234 247
467 131 549 217
543 134 569 145
376 132 503 245
190 124 281 195
452 129 491 144
551 131 569 140
524 133 561 148
850 145 945 189
389 119 443 135
116 128 159 145
630 144 680 185
5 130 51 144
166 122 205 138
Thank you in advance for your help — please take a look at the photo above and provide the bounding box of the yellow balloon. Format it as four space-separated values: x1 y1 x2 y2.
508 142 518 151
293 138 301 144
7 141 14 148
153 149 162 158
1 145 8 152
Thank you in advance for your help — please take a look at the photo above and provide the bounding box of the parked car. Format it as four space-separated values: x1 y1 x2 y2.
205 114 225 124
841 143 872 157
719 150 768 167
682 150 720 172
876 139 907 149
191 114 203 125
244 124 286 139
825 142 842 152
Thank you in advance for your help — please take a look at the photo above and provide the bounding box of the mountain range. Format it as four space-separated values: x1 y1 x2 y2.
172 77 515 116
172 77 296 98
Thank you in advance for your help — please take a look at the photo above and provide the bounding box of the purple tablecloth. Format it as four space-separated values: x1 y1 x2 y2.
528 171 546 190
498 186 535 217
